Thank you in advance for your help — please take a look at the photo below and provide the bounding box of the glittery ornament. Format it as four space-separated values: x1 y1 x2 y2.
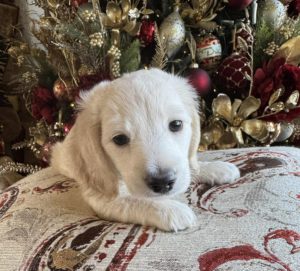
235 23 254 52
196 34 222 71
227 0 253 10
53 79 73 100
138 19 155 46
261 0 286 29
216 52 251 98
159 5 185 58
187 65 211 96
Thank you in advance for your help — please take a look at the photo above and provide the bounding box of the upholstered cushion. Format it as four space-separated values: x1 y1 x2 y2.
1 147 300 271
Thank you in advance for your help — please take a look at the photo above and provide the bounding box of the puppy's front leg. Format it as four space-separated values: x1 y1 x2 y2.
196 161 240 186
83 188 196 232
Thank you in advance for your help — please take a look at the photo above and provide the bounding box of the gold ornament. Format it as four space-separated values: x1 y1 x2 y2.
200 94 282 149
274 36 300 65
101 0 148 46
81 9 97 22
159 3 185 58
89 32 104 47
53 78 74 100
263 88 300 114
180 0 223 30
263 41 280 56
108 45 122 78
261 0 286 29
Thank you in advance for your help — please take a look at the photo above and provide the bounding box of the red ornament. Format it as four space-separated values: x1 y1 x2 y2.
53 79 67 100
196 34 222 71
216 52 251 98
188 68 211 96
138 19 155 46
252 58 300 111
227 0 253 10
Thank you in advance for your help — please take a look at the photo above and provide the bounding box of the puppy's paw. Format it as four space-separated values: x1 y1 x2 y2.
151 200 196 232
199 161 240 186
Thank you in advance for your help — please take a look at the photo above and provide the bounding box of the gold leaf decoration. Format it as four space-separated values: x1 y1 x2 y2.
269 101 285 112
180 0 224 30
241 119 270 142
200 93 285 150
274 36 300 65
237 96 261 119
150 23 167 69
268 88 284 107
212 94 232 122
285 90 299 109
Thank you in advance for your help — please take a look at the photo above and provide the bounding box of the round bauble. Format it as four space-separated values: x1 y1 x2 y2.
216 52 251 98
188 68 211 96
159 7 185 58
138 19 155 46
227 0 253 10
196 34 222 71
53 79 73 100
261 0 286 29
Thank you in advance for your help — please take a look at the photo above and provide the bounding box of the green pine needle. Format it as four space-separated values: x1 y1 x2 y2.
120 39 141 73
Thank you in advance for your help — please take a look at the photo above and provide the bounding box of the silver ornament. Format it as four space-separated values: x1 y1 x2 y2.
261 0 286 29
275 122 295 142
159 6 185 58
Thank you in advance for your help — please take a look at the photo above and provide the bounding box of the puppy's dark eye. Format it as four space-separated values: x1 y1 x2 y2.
113 134 130 146
169 120 183 132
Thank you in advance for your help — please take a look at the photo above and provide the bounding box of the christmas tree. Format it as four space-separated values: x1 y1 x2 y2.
1 0 300 174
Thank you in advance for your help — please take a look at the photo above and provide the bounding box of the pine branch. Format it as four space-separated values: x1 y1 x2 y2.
120 39 141 73
150 23 167 69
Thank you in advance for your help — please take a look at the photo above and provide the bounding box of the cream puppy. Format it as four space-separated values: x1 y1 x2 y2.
51 69 240 231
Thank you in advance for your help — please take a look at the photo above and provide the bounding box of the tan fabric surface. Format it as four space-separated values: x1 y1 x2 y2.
0 147 300 271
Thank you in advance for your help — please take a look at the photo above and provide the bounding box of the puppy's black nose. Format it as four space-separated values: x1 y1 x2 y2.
146 169 176 194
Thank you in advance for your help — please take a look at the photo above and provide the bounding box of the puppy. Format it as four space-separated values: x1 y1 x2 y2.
51 69 240 231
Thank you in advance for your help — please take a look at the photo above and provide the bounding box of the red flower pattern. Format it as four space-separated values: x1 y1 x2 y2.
252 58 300 119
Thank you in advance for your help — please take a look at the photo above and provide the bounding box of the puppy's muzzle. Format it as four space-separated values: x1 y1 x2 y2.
146 169 176 194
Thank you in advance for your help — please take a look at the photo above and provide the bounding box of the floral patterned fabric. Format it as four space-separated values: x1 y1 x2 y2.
1 147 300 271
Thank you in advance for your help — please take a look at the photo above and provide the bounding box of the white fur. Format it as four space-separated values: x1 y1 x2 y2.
51 69 240 232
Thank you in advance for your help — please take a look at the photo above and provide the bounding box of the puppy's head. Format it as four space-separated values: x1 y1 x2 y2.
52 69 200 198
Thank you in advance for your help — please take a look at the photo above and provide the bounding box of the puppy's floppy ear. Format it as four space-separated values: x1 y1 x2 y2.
51 82 119 198
188 99 201 174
